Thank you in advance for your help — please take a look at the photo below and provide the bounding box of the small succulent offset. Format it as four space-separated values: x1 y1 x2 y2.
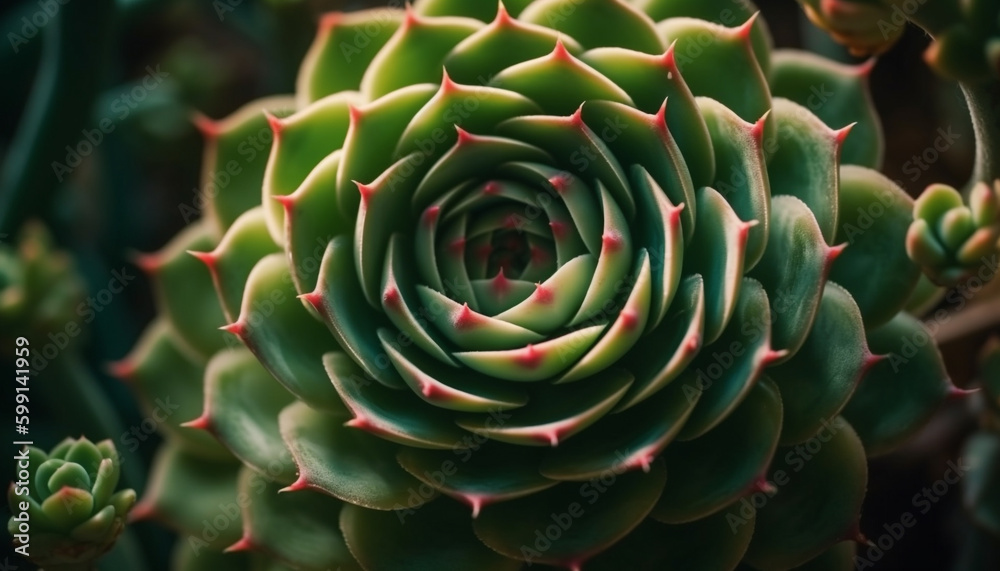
907 180 1000 286
798 0 1000 82
0 221 86 348
7 438 136 571
118 0 960 569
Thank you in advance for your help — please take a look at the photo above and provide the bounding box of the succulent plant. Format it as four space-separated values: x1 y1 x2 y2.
0 221 86 348
796 0 1000 81
796 0 905 56
6 437 136 571
907 180 1000 286
118 1 961 569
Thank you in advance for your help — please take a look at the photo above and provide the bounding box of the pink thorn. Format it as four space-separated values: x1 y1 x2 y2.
180 414 212 431
273 193 295 210
298 291 325 310
569 104 586 129
654 100 669 131
825 243 847 270
947 386 980 400
454 303 480 329
762 349 789 366
464 494 487 518
860 352 887 377
685 334 701 353
455 125 477 146
483 181 501 195
834 123 855 148
224 536 256 553
749 474 777 495
133 252 160 274
856 58 877 77
263 111 284 139
345 416 372 430
548 174 571 194
423 205 441 226
319 12 342 33
191 112 220 139
740 219 760 239
448 237 467 257
348 105 364 127
187 250 218 273
280 475 312 493
552 38 572 61
129 502 156 523
402 2 420 28
618 308 639 331
534 283 554 304
440 68 459 93
669 202 686 223
382 286 401 310
354 180 375 206
602 232 623 253
751 110 770 145
734 12 759 42
106 359 135 382
626 450 655 473
660 41 678 71
492 268 511 296
516 344 544 369
493 1 512 26
418 377 440 398
219 321 247 337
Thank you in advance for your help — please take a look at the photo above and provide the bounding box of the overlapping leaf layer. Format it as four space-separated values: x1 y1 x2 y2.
118 1 957 569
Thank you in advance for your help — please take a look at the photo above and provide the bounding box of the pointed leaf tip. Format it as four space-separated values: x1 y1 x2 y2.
187 249 218 271
106 359 135 381
191 112 220 138
280 475 312 493
264 111 284 137
224 536 256 553
129 501 156 522
180 414 213 431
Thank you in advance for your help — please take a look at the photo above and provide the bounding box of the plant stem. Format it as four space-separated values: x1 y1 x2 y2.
960 80 1000 189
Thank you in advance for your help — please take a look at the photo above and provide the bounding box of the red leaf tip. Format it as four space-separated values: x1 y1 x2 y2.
263 111 284 138
280 475 312 493
224 537 256 554
106 359 135 382
219 321 247 337
180 414 212 431
191 112 220 139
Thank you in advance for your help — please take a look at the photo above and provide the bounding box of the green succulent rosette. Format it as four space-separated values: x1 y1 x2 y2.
906 180 1000 286
118 1 959 569
6 438 136 571
0 222 86 348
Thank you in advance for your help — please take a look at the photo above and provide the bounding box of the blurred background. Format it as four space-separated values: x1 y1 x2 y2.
0 0 993 569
